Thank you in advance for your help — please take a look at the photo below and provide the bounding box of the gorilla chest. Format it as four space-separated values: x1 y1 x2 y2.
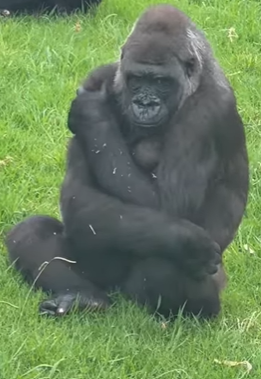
131 136 163 171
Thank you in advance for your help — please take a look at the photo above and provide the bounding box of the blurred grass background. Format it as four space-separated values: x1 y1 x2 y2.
0 0 261 378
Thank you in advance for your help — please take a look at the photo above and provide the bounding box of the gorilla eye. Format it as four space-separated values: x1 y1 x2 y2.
128 76 141 91
185 57 196 77
155 77 171 90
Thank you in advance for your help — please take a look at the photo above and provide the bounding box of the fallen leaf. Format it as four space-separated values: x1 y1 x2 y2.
75 21 81 32
228 27 238 42
243 244 255 255
214 359 252 373
0 155 14 167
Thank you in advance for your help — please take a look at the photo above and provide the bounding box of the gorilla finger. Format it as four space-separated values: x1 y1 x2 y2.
56 299 73 316
39 299 59 316
213 241 221 255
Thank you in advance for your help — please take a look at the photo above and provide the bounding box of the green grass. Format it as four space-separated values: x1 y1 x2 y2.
0 0 261 377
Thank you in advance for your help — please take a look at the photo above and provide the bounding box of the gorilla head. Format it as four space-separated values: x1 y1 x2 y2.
114 5 223 129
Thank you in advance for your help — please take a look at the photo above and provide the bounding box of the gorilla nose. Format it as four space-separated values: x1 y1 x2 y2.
133 96 160 108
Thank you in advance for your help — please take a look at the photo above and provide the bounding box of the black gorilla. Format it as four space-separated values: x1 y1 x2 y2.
6 5 249 319
0 0 101 14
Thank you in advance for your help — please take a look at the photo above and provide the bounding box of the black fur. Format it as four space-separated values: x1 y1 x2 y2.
6 5 249 319
0 0 101 14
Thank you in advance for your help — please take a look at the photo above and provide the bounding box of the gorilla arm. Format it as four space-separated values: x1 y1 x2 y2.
199 153 248 252
197 110 249 252
156 88 249 253
61 137 220 279
68 87 159 209
77 63 118 94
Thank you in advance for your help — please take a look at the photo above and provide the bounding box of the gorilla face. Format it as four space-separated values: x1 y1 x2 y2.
114 7 206 131
120 57 186 128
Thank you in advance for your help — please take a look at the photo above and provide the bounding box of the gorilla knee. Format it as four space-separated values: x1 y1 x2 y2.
5 215 64 275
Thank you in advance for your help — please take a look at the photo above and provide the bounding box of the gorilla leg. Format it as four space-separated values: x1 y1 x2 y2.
122 258 224 319
6 215 110 316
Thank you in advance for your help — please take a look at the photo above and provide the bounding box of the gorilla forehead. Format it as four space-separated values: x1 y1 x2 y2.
123 37 177 66
122 4 198 65
134 4 190 35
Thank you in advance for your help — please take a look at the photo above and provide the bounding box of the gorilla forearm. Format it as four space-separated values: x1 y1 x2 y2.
63 193 220 278
200 185 247 252
157 135 217 218
68 91 159 209
61 138 220 276
155 86 248 253
199 153 249 251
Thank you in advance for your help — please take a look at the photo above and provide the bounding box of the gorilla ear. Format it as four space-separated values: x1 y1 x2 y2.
185 57 196 77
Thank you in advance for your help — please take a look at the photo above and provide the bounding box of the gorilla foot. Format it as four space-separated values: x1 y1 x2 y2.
39 291 111 317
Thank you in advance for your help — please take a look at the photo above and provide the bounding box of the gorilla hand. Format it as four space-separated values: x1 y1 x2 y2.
68 84 110 135
186 237 221 280
39 290 111 317
167 221 221 280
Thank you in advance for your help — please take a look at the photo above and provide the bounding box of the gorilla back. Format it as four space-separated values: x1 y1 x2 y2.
6 4 248 319
0 0 102 14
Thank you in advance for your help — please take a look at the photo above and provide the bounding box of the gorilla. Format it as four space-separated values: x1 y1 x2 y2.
5 4 249 319
0 0 101 15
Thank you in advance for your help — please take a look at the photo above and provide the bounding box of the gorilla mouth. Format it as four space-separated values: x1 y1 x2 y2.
132 103 162 127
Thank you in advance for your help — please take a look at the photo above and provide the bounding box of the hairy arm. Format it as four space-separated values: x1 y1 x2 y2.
197 117 249 252
156 87 249 253
60 138 220 278
68 84 159 209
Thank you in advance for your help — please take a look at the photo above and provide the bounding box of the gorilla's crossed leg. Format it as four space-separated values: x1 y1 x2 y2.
7 213 222 318
6 4 248 319
7 216 111 315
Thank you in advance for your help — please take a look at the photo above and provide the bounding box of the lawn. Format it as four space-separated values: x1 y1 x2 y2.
0 0 261 378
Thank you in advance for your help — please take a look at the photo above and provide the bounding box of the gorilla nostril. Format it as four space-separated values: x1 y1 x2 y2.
133 97 160 108
133 99 143 107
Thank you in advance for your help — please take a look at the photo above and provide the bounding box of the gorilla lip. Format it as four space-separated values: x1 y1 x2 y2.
132 104 161 127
